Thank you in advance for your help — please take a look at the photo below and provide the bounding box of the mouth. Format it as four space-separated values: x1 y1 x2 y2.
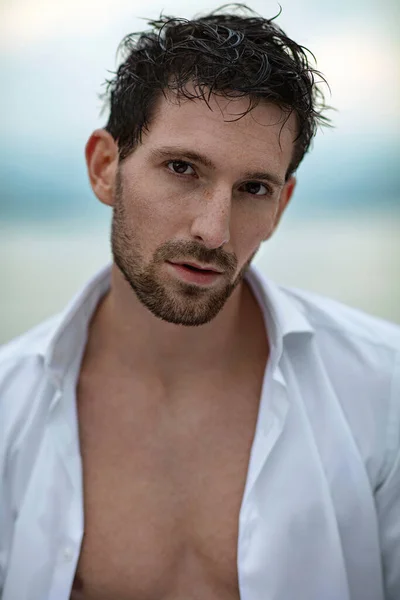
167 261 224 285
170 261 223 274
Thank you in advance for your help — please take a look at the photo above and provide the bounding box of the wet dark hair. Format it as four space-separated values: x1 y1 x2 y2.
102 3 331 177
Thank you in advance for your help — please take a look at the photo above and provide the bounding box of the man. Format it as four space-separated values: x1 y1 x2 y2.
0 4 399 600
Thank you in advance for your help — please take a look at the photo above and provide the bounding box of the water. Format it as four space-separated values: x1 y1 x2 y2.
1 213 399 345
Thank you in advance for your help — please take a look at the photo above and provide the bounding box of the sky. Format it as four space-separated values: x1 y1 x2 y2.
1 0 399 221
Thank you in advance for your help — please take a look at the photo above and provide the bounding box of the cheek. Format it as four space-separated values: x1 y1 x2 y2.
232 206 276 258
123 180 183 241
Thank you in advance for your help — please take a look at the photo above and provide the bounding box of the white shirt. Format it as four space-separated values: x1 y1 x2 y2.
0 263 399 600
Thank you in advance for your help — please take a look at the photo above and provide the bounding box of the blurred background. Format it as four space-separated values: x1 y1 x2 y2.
1 0 399 344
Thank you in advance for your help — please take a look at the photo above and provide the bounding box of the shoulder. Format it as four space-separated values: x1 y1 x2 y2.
0 315 62 446
0 314 62 381
280 284 400 353
279 284 400 488
279 283 400 406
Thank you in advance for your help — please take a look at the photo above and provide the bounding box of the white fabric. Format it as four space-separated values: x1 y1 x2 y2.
0 263 399 600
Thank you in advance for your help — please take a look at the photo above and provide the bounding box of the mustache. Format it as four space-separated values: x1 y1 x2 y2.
154 240 237 273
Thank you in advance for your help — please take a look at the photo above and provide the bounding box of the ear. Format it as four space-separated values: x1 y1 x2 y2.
265 176 296 239
85 129 119 207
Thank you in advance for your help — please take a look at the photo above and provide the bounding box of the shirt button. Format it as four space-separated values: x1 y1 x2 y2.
63 547 74 562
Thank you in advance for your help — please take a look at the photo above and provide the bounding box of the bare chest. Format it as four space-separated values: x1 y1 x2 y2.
72 368 264 600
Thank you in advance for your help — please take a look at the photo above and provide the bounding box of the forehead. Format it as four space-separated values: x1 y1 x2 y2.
141 89 297 172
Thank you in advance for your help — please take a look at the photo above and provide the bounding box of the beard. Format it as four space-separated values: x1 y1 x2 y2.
110 172 254 326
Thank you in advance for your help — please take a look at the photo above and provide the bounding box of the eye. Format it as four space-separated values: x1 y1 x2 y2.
167 160 195 176
241 181 271 196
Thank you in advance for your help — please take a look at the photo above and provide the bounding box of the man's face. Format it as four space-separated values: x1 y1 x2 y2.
110 91 296 326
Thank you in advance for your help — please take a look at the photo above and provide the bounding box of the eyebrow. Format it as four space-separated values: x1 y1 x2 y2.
149 146 285 188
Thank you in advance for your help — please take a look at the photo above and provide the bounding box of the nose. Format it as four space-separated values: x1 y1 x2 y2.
189 186 232 249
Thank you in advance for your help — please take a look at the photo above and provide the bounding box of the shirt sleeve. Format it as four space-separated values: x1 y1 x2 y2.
375 351 400 600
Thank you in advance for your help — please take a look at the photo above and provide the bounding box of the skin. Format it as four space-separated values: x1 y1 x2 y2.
85 90 296 387
73 89 298 599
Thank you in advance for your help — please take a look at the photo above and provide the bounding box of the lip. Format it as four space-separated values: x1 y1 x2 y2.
167 262 223 286
170 261 223 273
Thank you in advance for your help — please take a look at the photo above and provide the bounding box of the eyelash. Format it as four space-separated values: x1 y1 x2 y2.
165 160 273 197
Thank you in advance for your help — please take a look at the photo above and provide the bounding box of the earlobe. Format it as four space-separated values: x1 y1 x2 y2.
85 129 119 207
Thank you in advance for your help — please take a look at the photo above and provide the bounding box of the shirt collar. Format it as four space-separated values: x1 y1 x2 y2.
39 262 314 388
245 265 315 385
247 264 315 340
43 264 112 388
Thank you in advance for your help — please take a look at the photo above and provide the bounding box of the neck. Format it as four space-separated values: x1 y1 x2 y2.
85 263 264 384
